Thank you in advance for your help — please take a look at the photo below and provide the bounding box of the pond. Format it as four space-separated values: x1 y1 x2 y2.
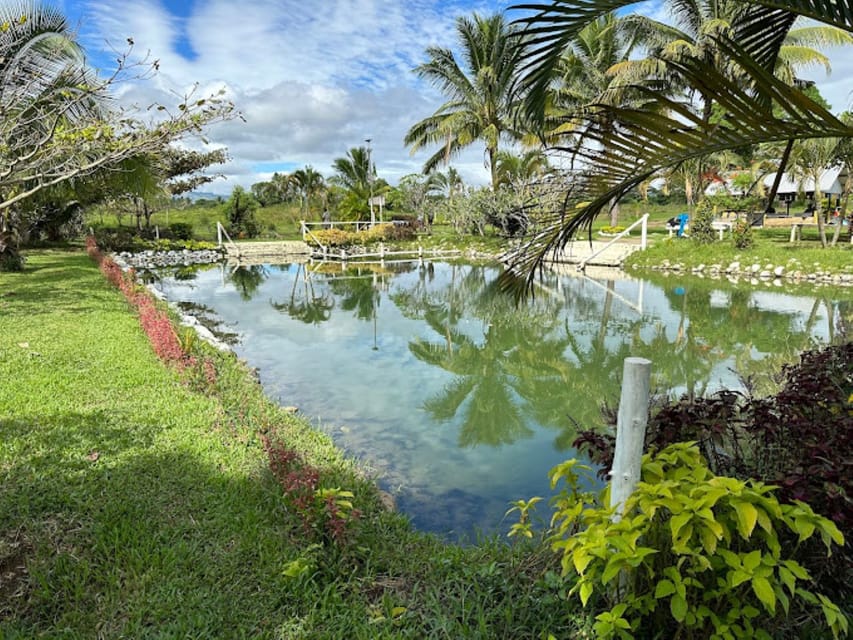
153 260 849 540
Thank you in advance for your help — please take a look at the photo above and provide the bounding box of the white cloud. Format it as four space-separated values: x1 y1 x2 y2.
74 0 489 194
72 0 850 197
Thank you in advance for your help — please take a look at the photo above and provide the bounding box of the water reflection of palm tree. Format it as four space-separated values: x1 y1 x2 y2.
410 313 533 447
409 271 592 448
732 295 840 396
270 263 334 325
522 281 637 448
227 265 268 301
327 274 380 321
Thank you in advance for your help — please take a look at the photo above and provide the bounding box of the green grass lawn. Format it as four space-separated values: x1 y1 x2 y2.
0 250 577 638
627 230 853 275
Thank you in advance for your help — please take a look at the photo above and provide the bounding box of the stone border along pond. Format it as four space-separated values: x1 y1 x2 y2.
636 259 853 287
112 250 234 353
116 248 224 269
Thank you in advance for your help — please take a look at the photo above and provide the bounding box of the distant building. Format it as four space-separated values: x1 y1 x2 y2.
762 166 847 215
762 166 846 200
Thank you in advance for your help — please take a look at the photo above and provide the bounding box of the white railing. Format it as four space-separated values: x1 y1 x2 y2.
577 213 649 272
216 222 240 257
300 221 328 254
309 244 461 263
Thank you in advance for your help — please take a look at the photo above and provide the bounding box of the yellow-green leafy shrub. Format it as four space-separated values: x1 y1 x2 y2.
308 228 358 247
541 443 847 640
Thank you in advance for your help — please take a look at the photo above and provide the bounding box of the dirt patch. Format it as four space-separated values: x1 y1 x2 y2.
0 531 31 619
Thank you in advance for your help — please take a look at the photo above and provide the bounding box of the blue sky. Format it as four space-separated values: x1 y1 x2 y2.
59 0 852 195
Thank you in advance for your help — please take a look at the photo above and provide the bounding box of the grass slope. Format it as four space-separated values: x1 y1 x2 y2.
0 250 575 639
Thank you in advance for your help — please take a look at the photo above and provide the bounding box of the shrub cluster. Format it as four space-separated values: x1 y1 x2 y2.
168 222 194 240
93 228 218 253
307 222 416 248
575 342 853 601
542 444 846 640
262 436 360 546
732 218 754 249
690 199 717 244
86 236 213 377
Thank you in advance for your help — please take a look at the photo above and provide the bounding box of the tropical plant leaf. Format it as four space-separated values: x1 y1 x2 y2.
509 0 853 125
499 34 853 296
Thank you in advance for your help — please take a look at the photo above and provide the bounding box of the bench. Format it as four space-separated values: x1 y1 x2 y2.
667 219 732 240
761 214 817 241
711 220 733 240
666 213 690 238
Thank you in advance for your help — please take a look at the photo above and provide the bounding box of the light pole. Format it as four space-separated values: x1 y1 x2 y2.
365 138 375 225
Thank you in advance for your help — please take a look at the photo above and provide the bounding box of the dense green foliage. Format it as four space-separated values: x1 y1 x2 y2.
544 444 846 639
224 186 260 238
306 223 417 248
576 342 853 606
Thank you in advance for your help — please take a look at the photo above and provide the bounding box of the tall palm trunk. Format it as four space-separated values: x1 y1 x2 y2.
489 146 499 191
766 139 795 212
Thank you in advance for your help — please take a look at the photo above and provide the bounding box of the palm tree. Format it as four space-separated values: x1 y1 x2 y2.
611 2 852 207
546 12 640 225
404 13 527 190
330 147 389 220
494 149 552 190
0 2 100 269
501 0 853 292
432 167 466 205
290 166 325 217
789 136 841 246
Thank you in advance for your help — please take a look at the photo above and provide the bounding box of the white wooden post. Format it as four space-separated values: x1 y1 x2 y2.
217 222 222 247
609 357 651 520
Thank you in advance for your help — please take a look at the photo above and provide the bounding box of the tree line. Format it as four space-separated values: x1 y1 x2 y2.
2 1 853 272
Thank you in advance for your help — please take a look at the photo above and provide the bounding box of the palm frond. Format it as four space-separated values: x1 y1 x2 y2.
499 35 853 296
786 24 853 47
510 0 853 127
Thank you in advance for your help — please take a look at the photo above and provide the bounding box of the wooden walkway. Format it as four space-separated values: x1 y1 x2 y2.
542 239 643 268
224 241 311 263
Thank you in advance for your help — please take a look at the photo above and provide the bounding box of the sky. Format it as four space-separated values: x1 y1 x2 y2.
59 0 853 196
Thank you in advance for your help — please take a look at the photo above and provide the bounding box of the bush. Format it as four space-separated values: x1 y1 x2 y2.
0 247 25 272
308 228 357 248
169 222 194 240
690 199 717 244
732 218 754 249
307 223 417 249
575 342 853 603
361 222 417 243
225 186 259 238
541 444 846 640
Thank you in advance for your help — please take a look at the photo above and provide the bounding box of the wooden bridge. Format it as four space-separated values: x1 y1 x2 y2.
223 240 311 263
217 217 648 268
542 239 644 268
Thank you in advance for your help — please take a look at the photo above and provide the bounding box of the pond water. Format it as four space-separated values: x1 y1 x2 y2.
154 260 849 540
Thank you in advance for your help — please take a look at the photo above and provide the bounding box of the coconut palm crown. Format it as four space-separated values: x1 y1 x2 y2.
405 13 528 190
500 0 853 294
